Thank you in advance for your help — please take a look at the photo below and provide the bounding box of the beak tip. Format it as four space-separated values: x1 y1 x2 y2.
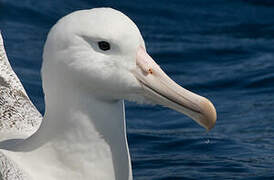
200 98 217 131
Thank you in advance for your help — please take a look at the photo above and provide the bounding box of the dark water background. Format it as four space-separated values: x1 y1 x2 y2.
1 0 274 179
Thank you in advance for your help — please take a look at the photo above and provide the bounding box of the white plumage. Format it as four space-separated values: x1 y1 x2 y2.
0 8 216 180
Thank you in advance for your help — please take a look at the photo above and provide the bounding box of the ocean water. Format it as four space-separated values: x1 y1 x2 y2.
0 0 274 179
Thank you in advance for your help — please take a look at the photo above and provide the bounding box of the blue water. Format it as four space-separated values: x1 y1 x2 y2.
1 0 274 179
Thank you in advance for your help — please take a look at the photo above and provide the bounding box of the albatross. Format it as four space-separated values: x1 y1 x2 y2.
0 8 216 180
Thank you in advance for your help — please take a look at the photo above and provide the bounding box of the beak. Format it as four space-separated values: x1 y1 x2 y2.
133 46 217 130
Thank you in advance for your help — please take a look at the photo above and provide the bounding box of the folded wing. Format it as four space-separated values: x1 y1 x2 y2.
0 32 42 142
0 151 30 180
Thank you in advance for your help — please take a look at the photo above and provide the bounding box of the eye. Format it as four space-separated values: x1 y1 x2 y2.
98 41 111 51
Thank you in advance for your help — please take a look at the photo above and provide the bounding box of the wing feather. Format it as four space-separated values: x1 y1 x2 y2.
0 32 42 142
0 151 30 180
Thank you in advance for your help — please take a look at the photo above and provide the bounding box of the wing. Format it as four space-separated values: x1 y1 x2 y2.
0 32 42 142
0 151 30 180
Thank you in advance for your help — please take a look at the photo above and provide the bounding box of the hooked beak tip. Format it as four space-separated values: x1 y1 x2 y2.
199 98 217 131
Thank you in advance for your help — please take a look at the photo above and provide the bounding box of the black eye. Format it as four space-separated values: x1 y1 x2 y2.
98 41 111 51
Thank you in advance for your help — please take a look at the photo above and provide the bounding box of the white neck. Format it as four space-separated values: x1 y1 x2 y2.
6 86 132 180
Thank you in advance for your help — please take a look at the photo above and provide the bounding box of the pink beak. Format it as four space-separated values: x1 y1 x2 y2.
133 46 217 130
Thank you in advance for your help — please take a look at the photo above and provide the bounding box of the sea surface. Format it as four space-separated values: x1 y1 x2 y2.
0 0 274 179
